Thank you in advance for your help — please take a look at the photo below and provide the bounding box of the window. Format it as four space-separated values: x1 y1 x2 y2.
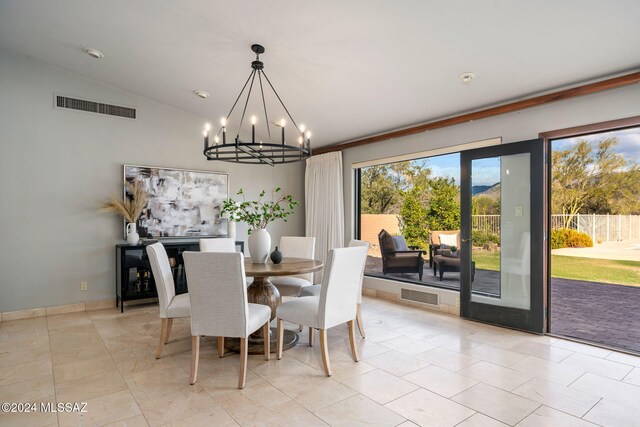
356 153 462 290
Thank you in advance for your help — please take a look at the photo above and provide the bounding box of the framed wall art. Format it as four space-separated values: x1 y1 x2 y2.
123 165 229 238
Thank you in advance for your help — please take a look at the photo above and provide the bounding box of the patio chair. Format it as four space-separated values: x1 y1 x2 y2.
377 229 426 281
429 230 461 267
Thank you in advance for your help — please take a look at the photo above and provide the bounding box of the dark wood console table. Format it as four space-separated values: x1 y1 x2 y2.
115 239 244 312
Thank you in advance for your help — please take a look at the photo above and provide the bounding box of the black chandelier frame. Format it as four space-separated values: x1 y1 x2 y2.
203 44 311 166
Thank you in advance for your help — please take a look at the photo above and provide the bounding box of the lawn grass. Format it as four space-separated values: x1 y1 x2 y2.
471 251 640 287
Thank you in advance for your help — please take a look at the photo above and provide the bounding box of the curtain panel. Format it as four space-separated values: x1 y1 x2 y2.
305 152 345 282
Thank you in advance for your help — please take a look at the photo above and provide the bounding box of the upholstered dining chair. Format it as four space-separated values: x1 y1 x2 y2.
201 237 251 287
298 240 370 338
276 246 368 376
199 237 236 252
147 242 191 359
269 236 316 297
183 251 271 389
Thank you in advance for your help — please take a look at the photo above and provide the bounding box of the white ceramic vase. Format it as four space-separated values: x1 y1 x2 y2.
248 228 271 264
227 220 237 241
126 222 140 245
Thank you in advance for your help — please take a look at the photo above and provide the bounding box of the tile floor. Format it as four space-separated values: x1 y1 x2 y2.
1 296 640 427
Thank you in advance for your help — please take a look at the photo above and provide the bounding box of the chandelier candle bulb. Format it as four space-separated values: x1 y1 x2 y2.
221 118 227 144
203 129 209 150
280 119 286 145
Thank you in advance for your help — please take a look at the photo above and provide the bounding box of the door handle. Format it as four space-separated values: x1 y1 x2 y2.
461 239 471 243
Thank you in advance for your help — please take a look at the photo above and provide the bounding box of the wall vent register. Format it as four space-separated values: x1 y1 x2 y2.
54 95 136 119
400 288 439 306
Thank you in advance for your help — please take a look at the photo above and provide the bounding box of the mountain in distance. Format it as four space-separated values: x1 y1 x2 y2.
472 182 500 199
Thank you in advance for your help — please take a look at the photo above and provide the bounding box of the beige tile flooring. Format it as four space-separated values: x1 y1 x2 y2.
1 297 640 427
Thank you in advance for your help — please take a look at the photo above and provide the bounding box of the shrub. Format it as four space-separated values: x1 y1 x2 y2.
551 228 593 249
472 229 500 247
399 189 429 249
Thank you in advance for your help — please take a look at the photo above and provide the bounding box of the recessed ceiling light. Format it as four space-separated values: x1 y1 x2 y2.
83 47 104 59
193 90 210 99
459 72 476 83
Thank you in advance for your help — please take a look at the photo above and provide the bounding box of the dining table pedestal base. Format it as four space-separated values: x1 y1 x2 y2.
226 258 323 355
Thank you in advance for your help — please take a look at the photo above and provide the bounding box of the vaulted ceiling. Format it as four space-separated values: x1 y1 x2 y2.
1 0 640 147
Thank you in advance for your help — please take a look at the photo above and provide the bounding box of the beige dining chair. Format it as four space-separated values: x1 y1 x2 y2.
298 240 370 338
199 237 236 252
276 245 368 376
147 242 191 359
270 236 316 297
183 251 271 389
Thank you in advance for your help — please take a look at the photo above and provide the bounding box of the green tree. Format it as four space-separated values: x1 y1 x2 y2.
552 137 639 226
399 186 429 248
425 177 460 231
360 162 410 214
360 161 432 214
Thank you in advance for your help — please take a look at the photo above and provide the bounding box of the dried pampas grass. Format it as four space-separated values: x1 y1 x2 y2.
102 180 148 223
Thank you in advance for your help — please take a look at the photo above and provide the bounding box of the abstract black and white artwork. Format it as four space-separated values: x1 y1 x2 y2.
124 165 228 238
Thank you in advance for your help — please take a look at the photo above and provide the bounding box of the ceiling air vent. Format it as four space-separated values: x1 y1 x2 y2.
400 288 439 306
54 95 136 119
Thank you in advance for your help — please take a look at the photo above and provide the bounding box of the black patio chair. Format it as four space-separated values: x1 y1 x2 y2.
377 229 426 281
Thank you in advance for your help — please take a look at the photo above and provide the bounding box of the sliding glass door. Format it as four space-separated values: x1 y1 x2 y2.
460 139 545 332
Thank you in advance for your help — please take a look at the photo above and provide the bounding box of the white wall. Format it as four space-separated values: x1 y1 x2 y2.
341 83 640 291
0 49 305 312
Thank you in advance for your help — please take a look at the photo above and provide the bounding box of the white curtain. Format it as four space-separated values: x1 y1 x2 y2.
305 151 345 282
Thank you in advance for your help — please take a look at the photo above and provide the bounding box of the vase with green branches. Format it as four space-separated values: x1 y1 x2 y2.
102 180 148 244
222 187 299 263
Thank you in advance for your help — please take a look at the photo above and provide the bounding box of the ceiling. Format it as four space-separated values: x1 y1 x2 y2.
1 0 640 148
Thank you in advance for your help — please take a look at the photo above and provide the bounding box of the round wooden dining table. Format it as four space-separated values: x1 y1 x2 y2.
225 257 324 354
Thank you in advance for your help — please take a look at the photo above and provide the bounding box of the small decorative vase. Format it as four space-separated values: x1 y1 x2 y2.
270 246 283 264
126 222 140 245
248 228 271 264
227 220 237 241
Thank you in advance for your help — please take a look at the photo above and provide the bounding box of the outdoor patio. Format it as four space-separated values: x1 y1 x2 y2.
550 278 640 354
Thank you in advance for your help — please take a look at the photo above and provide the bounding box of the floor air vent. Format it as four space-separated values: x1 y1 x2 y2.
55 95 136 119
400 288 439 306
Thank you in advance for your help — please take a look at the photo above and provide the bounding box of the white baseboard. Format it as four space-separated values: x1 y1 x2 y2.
1 299 117 321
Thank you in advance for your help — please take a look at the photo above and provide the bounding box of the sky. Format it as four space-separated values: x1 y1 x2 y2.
412 153 501 186
553 127 640 161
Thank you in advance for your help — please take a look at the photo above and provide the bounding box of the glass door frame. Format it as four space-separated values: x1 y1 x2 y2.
460 139 546 333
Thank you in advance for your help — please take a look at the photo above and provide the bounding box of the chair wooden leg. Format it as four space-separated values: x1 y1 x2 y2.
164 318 174 344
217 336 225 358
319 329 332 376
238 337 248 389
276 319 284 360
309 327 314 347
263 322 270 360
347 320 360 362
156 318 168 359
356 304 366 338
189 335 200 385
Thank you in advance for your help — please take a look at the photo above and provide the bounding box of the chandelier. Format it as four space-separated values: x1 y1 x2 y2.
202 44 311 166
